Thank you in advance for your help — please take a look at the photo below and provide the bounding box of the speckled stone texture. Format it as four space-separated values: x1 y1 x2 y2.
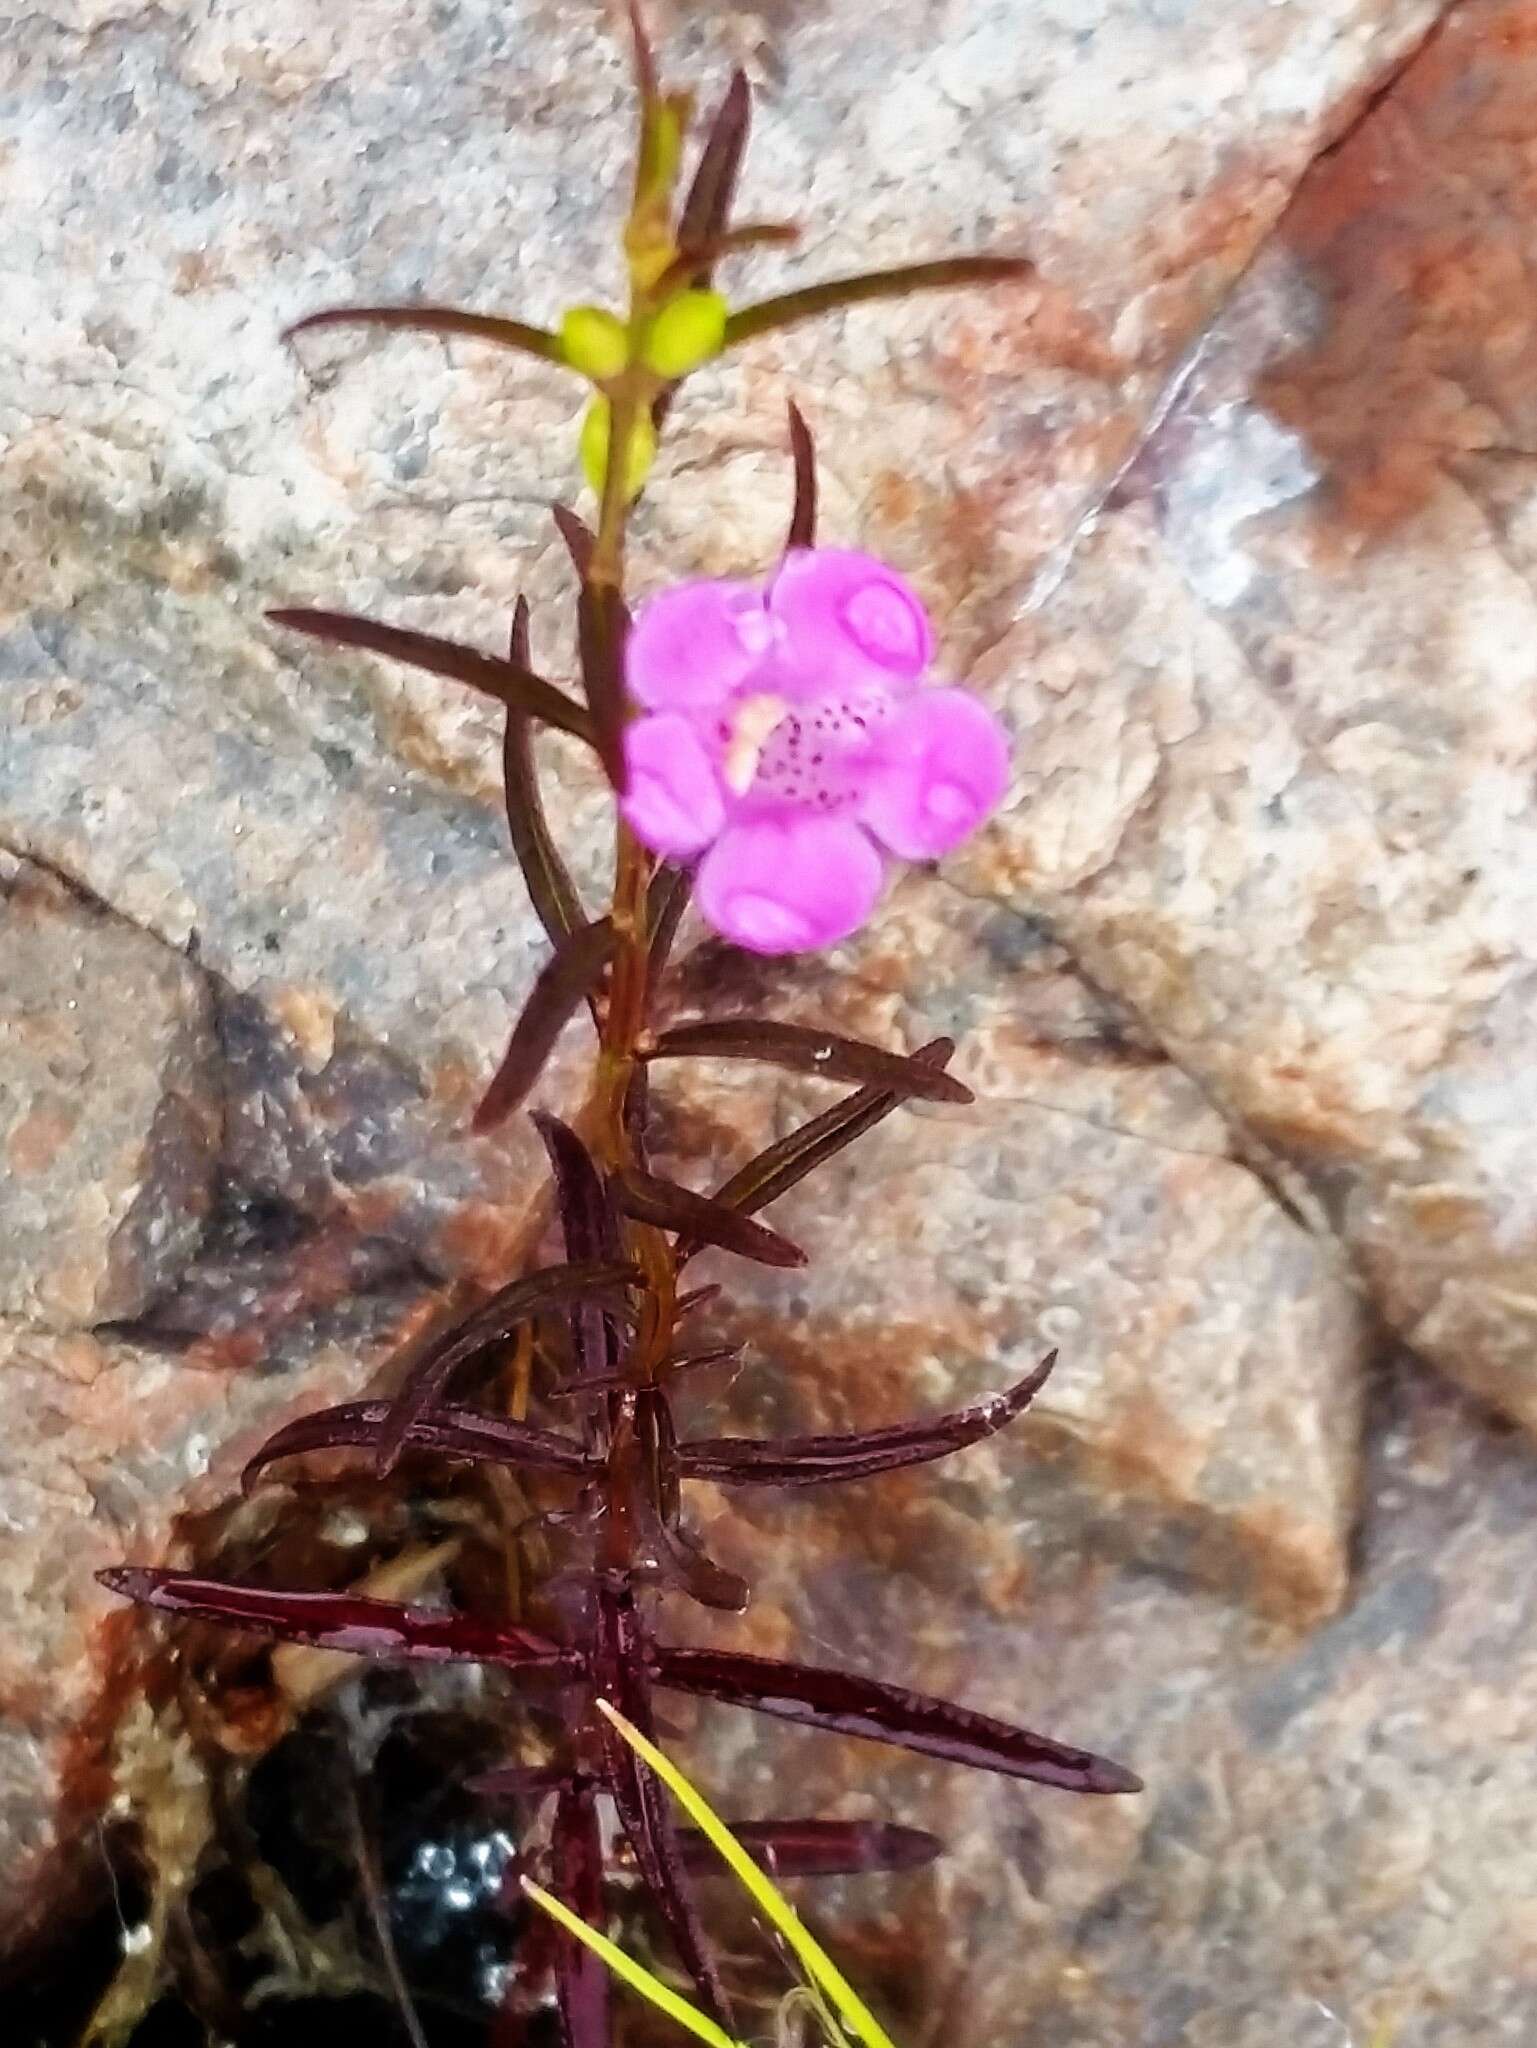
683 1355 1537 2048
12 2 1537 2041
0 852 219 1325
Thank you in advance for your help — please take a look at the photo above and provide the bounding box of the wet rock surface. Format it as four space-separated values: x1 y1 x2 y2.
6 2 1537 2044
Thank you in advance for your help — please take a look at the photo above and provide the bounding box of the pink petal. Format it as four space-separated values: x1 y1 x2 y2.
696 817 885 955
861 688 1010 860
620 714 727 858
626 579 776 712
769 549 934 696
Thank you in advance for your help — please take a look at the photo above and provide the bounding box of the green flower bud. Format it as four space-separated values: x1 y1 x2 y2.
580 397 657 502
559 304 630 381
642 290 728 379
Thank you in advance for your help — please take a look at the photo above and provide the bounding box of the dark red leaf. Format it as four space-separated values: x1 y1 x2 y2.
625 1390 749 1614
674 1285 721 1319
267 609 592 745
626 0 659 108
379 1261 640 1472
551 1782 610 2048
533 1113 625 1391
679 1352 1056 1487
654 222 799 297
99 1569 578 1672
551 503 596 581
473 920 617 1133
723 255 1035 349
785 399 817 551
672 1819 942 1880
646 1019 972 1104
663 1344 741 1375
624 1062 652 1165
651 67 751 434
242 1399 595 1493
645 862 692 986
284 303 565 364
502 601 588 951
547 1346 737 1400
677 70 750 269
615 1166 807 1269
707 1036 957 1222
639 1515 750 1614
653 1647 1142 1795
575 582 631 794
593 1583 731 2025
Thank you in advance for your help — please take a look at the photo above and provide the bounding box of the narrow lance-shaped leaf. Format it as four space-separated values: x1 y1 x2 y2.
676 70 750 271
652 1646 1142 1796
285 302 565 367
379 1260 639 1472
624 1062 652 1167
646 1019 972 1105
550 1780 611 2048
680 1352 1056 1488
785 399 817 552
551 502 597 581
653 222 799 298
546 1347 738 1401
98 1569 579 1673
674 1284 722 1319
627 1390 750 1614
242 1399 596 1494
652 67 751 434
626 0 659 117
576 581 632 794
534 1112 625 1392
706 1036 956 1223
593 1584 733 2026
632 1509 750 1615
268 609 593 745
645 861 692 987
503 598 588 950
723 255 1035 349
473 919 617 1134
615 1165 807 1270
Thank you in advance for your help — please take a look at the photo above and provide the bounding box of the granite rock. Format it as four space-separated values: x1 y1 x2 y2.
0 851 219 1326
958 0 1537 1433
659 890 1367 1627
679 1355 1537 2048
0 1303 420 1958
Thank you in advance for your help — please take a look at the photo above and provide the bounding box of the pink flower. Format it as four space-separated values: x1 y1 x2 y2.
620 549 1010 954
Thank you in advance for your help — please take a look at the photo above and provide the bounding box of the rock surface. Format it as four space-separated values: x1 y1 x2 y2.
661 893 1367 1626
685 1355 1537 2048
958 0 1537 1436
6 4 1537 2046
0 1302 420 1961
0 851 219 1326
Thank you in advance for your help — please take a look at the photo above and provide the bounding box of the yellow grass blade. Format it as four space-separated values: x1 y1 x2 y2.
595 1699 899 2048
520 1878 747 2048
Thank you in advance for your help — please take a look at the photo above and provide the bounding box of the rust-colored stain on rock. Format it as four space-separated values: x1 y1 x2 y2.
1263 1 1537 539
